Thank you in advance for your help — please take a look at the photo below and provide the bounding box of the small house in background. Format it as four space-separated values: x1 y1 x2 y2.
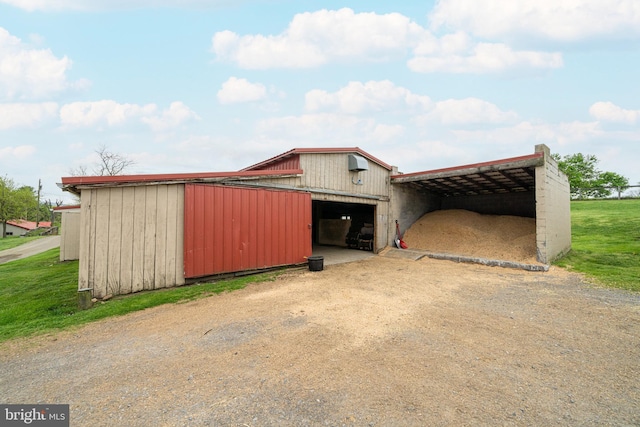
5 220 52 237
59 144 571 299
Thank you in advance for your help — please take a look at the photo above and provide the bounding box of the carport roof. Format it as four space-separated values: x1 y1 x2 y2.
391 152 544 197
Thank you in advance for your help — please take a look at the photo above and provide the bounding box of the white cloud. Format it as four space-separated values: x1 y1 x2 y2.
417 98 518 125
0 144 36 160
257 113 400 145
217 77 267 104
451 120 603 147
429 0 640 42
0 27 85 100
59 100 155 129
589 101 640 124
59 100 199 131
141 101 200 132
305 80 431 114
0 102 58 129
212 8 424 69
409 39 563 74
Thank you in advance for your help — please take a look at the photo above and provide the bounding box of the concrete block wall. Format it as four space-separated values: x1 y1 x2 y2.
534 144 572 263
389 179 441 245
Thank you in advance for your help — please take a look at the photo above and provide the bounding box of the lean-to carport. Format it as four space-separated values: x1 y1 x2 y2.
390 144 571 264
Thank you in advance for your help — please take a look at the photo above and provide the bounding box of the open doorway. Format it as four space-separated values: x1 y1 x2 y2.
312 200 375 251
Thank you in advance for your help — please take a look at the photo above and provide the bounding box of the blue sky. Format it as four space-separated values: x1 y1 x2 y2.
1 0 639 204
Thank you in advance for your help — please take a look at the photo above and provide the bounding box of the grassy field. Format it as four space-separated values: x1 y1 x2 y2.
0 235 42 251
555 199 640 291
0 249 280 343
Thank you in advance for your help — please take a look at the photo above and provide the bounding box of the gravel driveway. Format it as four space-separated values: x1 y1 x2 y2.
1 255 639 426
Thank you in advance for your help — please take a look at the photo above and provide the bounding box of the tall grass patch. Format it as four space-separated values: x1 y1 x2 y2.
555 199 640 291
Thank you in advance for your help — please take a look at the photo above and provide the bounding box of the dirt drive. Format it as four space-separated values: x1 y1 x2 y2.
1 254 639 426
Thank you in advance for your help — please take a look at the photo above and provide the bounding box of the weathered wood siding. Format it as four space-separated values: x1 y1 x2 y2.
78 184 185 298
59 209 81 261
299 153 389 197
252 153 391 198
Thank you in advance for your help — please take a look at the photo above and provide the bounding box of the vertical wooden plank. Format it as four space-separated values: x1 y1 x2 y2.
107 188 123 296
175 184 185 286
119 187 135 295
143 186 157 290
164 185 179 288
78 191 93 291
256 190 266 268
93 189 111 298
248 188 258 269
154 185 169 288
183 184 194 278
131 186 146 293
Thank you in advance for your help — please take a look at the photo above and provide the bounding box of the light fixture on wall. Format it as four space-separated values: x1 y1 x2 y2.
348 154 368 186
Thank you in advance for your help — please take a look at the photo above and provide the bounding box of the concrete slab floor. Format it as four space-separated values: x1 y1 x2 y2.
311 245 375 266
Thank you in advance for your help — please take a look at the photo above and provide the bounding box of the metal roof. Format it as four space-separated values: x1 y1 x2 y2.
391 153 544 197
59 169 303 195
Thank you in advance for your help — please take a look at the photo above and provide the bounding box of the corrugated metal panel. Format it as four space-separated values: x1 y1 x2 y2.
252 154 300 171
184 184 312 279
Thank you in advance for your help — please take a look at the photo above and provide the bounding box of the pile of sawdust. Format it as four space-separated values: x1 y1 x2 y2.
402 209 538 264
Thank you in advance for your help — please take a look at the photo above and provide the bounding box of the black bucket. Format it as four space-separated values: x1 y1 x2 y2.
308 255 324 272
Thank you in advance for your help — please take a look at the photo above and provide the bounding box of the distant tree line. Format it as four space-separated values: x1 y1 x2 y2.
552 153 631 199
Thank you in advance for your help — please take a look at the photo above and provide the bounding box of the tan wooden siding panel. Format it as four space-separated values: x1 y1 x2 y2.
93 189 111 297
78 191 93 290
119 187 135 295
131 186 146 294
299 153 390 197
175 185 185 285
164 185 176 287
143 186 157 290
60 211 80 261
107 188 123 296
154 185 169 288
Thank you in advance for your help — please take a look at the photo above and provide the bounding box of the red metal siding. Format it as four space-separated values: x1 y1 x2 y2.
251 154 300 171
184 184 312 279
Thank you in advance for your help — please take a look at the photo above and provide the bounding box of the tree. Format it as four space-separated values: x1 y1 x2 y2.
0 177 38 238
70 145 135 177
552 153 629 198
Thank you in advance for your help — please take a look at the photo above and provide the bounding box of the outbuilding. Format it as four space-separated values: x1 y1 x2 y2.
4 220 52 236
60 144 570 299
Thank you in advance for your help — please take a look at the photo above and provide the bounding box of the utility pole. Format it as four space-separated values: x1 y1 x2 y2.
36 178 41 227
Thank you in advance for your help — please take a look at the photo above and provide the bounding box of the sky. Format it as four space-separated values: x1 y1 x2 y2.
1 0 639 204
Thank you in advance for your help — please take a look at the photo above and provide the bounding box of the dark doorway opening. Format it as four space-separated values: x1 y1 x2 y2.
312 200 375 250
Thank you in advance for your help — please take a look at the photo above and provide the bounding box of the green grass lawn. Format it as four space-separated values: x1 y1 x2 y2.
0 249 280 343
554 199 640 291
0 235 42 251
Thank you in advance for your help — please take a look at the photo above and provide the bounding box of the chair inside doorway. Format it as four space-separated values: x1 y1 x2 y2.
345 223 374 251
